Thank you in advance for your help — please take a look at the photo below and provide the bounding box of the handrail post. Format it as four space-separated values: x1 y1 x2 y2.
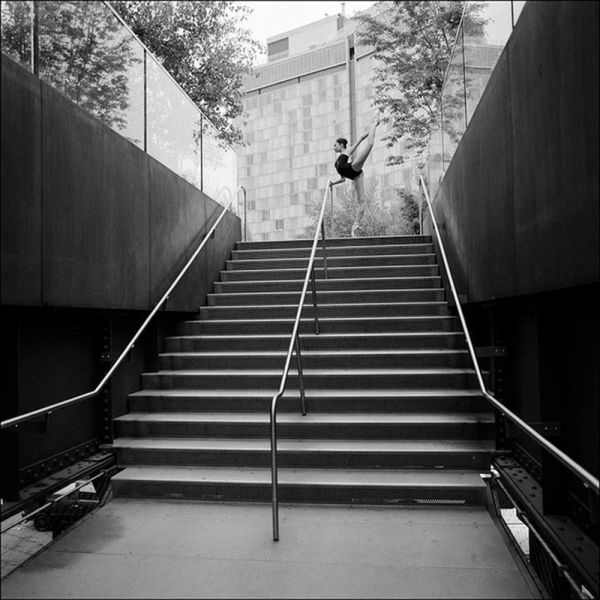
295 335 307 416
270 398 280 541
321 220 328 279
310 267 320 335
241 186 247 242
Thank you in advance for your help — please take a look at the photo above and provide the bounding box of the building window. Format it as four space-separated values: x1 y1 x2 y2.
307 178 318 190
268 37 289 57
275 219 284 230
290 193 299 205
302 95 311 106
303 107 311 118
248 201 256 211
261 210 270 221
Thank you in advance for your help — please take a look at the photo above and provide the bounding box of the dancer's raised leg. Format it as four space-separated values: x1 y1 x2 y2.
351 115 380 172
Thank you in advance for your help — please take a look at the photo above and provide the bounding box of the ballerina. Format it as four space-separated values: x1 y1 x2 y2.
331 115 380 237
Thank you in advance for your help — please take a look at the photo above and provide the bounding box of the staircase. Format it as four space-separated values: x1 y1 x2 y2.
111 235 494 505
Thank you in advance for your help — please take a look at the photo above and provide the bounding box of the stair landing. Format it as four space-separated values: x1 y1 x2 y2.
0 498 540 599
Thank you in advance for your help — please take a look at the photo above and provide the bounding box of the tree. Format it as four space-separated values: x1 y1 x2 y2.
297 180 419 239
111 1 262 146
398 189 421 234
354 1 485 165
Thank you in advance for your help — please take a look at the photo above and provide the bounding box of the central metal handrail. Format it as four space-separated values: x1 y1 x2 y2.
418 175 599 496
270 180 342 541
1 186 247 430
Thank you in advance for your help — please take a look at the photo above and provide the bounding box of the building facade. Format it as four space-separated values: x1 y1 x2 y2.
238 8 418 241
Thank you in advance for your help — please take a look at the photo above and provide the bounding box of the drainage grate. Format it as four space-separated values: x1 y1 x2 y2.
414 498 466 505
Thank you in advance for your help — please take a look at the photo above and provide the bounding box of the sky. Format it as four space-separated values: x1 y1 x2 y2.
240 1 375 64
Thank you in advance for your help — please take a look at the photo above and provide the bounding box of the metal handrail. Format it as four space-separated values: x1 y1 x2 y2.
1 186 247 430
418 175 599 495
270 179 341 541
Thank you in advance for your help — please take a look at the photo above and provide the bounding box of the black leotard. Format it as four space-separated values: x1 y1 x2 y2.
335 153 362 180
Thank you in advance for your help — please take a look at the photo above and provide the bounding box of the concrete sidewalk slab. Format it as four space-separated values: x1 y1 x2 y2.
1 499 540 599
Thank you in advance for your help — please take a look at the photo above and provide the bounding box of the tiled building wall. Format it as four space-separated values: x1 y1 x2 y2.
239 63 351 241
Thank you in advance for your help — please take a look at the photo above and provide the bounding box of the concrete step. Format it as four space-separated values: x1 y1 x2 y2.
199 302 450 320
235 235 432 251
231 243 435 260
164 332 467 352
109 437 493 469
127 388 486 414
226 254 436 271
111 465 487 505
157 349 472 370
214 276 443 293
141 368 485 390
178 316 461 335
114 411 495 440
220 265 438 281
207 288 445 306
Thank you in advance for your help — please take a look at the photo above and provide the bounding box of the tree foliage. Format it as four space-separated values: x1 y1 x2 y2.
111 1 262 146
355 1 484 165
1 1 141 133
297 180 421 239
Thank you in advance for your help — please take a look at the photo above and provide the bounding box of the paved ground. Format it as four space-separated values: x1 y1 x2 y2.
1 499 540 599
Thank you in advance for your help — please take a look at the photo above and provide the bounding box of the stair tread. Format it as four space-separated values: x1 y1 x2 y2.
112 465 485 487
209 287 443 297
159 349 469 358
228 253 436 263
182 316 457 325
168 332 463 341
237 234 430 244
217 276 441 284
116 412 494 423
234 244 433 254
110 437 494 451
129 388 483 398
143 368 480 376
202 301 448 309
222 265 436 274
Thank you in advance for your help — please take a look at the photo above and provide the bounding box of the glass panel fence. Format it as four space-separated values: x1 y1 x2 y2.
37 1 145 149
146 54 202 189
0 1 237 199
463 1 513 124
441 28 466 172
425 1 523 198
1 0 32 71
425 111 445 200
201 118 239 208
512 1 526 26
